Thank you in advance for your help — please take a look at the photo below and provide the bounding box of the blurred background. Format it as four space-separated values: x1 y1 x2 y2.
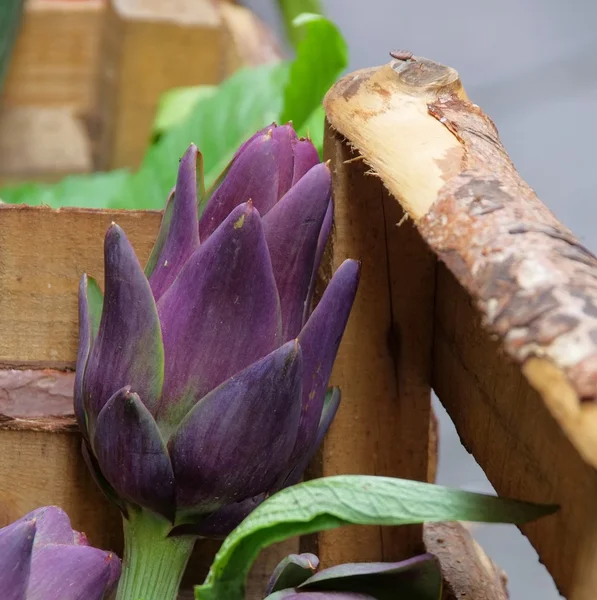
3 0 596 596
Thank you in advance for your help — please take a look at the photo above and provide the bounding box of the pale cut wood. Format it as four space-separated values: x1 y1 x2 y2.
2 0 104 111
0 205 161 366
0 107 91 179
94 0 224 170
316 123 434 566
324 54 597 599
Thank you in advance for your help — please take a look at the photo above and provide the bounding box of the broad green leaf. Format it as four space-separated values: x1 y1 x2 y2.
123 63 290 210
280 14 348 130
277 0 325 48
195 475 556 600
0 13 348 209
0 170 131 208
152 86 217 140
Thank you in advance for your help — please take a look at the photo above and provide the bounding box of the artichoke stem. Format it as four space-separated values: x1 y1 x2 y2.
115 509 196 600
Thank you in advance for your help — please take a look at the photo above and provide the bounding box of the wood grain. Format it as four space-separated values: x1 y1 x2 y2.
316 123 434 565
324 54 597 599
2 0 104 111
0 427 123 551
0 205 161 366
433 266 597 598
0 202 295 597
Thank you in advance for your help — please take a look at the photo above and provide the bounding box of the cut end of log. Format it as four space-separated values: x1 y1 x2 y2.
323 55 597 476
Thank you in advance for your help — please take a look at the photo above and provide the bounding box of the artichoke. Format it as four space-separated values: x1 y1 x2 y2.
264 552 442 599
75 124 360 536
0 506 121 600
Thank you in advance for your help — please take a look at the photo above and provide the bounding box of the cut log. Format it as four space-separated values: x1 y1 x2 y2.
324 53 597 599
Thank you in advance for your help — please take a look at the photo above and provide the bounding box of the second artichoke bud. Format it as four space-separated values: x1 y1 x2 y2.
76 123 360 536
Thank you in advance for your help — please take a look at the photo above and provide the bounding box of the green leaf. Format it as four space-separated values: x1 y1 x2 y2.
0 14 348 209
280 14 348 130
127 63 290 210
152 86 217 141
277 0 325 48
195 475 557 600
0 170 131 208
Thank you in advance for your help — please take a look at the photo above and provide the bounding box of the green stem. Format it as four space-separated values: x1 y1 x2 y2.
115 509 197 600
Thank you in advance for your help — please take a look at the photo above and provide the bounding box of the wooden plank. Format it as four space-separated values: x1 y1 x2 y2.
433 266 597 598
94 0 224 170
0 201 293 598
0 106 91 180
323 53 597 599
0 205 161 366
316 123 434 566
2 0 104 111
0 426 123 552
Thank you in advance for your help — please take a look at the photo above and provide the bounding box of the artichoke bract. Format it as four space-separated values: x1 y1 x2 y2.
0 506 121 600
263 552 442 599
75 124 360 538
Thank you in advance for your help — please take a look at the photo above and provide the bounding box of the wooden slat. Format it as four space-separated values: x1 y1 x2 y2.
323 53 597 599
0 426 123 551
0 205 161 366
94 0 224 170
2 0 104 111
0 202 294 598
433 266 597 598
316 123 434 566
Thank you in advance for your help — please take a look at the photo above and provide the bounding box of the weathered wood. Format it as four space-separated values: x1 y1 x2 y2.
324 54 597 599
317 122 435 566
424 522 509 600
94 0 224 170
2 0 104 111
0 369 74 417
433 265 597 598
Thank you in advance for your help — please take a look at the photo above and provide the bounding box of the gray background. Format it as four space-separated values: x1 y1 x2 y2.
242 1 597 597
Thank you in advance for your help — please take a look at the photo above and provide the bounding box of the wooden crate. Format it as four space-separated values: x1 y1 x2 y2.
1 49 577 600
0 0 281 183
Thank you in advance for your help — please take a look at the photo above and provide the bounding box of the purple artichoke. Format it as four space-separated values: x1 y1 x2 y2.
264 552 442 599
0 506 121 600
75 124 360 535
